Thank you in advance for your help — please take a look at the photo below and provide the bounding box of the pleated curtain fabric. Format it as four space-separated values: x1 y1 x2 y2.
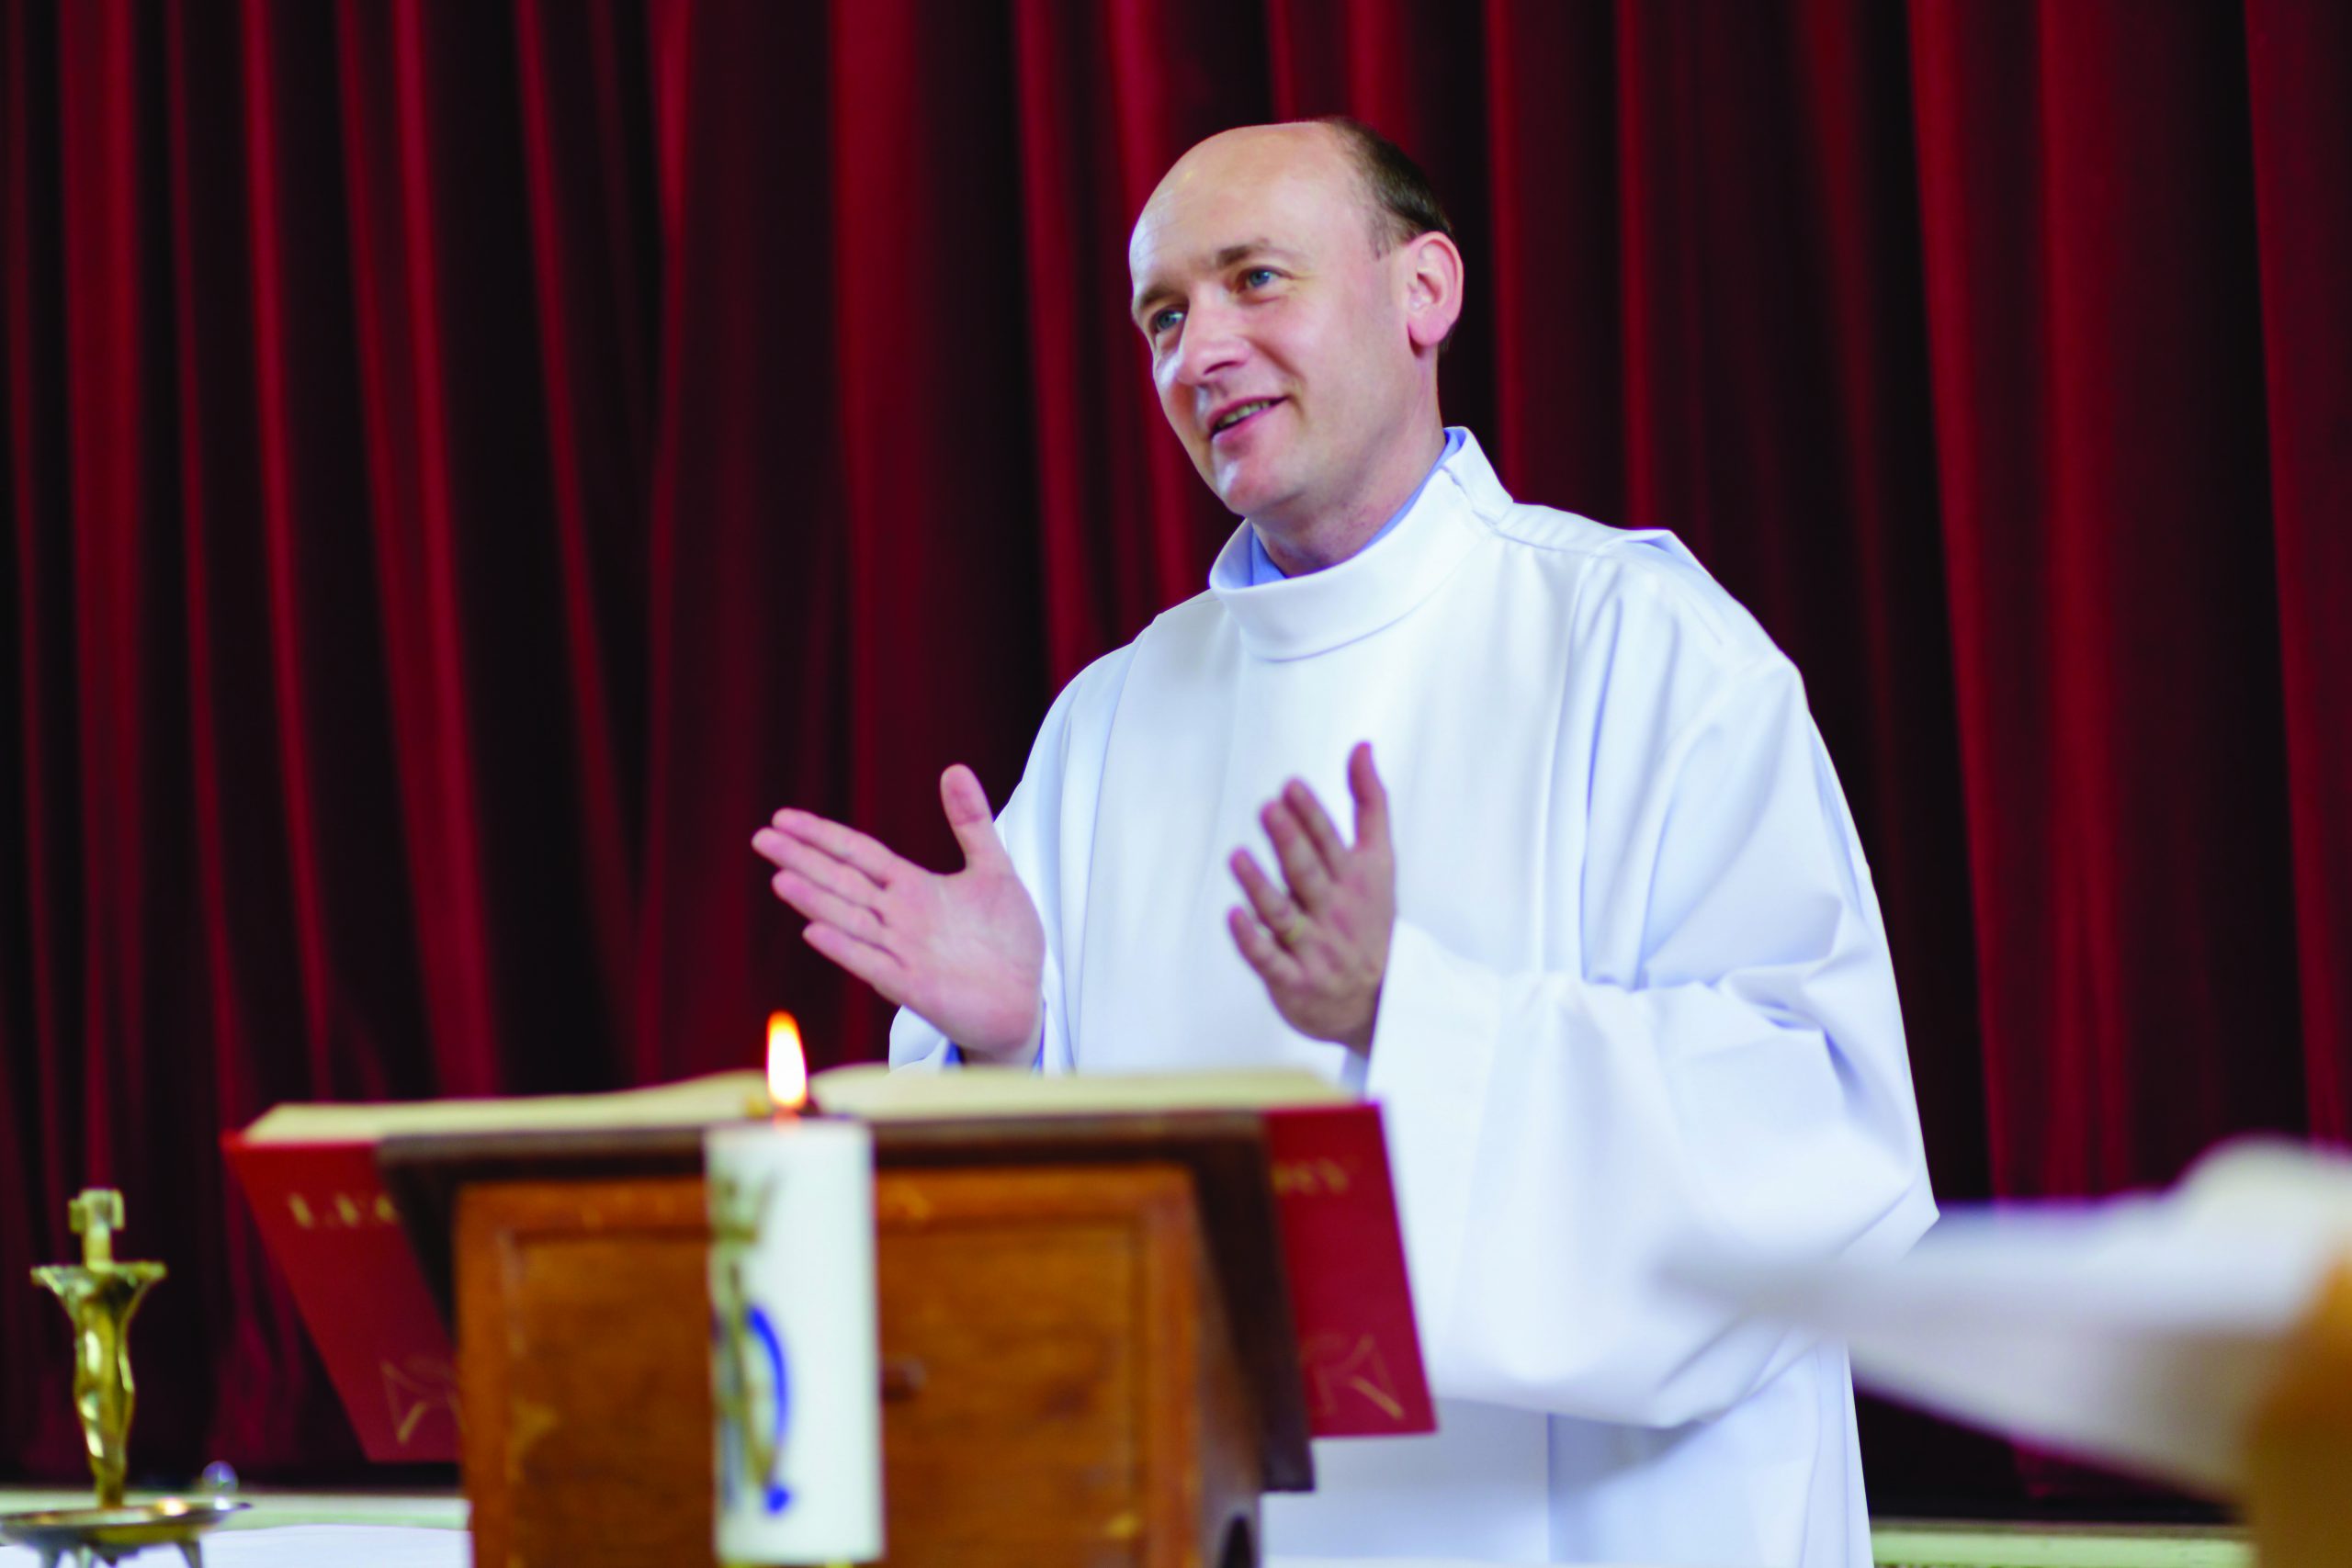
2 0 2346 1510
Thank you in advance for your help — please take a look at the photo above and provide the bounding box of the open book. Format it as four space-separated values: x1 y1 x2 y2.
222 1071 769 1462
809 1062 1352 1118
235 1068 772 1144
224 1063 1430 1461
813 1063 1433 1438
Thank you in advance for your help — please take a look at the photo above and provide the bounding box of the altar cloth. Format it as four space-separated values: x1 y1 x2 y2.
0 1491 2249 1568
0 1531 1572 1568
0 1490 467 1568
0 1524 466 1568
0 1541 1568 1568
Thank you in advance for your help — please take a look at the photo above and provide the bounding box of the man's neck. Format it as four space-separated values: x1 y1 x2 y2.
1254 421 1451 578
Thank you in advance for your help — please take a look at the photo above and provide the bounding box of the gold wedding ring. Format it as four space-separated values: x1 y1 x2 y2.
1273 910 1311 948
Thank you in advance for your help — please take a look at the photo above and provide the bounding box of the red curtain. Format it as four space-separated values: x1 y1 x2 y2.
4 0 2346 1508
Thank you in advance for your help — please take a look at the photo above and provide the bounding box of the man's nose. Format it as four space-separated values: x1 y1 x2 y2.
1169 300 1247 388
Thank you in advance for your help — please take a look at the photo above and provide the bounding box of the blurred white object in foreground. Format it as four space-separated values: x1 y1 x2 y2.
1669 1139 2352 1496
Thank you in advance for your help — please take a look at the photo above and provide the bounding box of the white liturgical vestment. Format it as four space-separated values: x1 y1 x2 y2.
891 432 1936 1567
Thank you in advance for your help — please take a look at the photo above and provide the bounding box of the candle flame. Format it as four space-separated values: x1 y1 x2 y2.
766 1011 808 1111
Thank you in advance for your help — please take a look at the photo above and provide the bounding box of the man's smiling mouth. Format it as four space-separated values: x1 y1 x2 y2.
1212 398 1283 435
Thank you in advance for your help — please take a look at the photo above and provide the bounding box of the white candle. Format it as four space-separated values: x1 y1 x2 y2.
707 1119 881 1564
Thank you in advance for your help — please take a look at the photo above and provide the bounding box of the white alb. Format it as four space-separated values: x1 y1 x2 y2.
892 431 1936 1567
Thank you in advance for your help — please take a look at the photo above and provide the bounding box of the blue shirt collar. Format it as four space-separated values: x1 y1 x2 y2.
1244 426 1468 586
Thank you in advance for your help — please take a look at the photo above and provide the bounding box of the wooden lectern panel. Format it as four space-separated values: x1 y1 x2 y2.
878 1163 1259 1566
456 1162 1261 1568
457 1175 709 1567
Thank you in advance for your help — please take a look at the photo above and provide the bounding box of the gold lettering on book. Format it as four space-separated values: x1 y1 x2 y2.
381 1356 461 1446
1271 1157 1352 1198
284 1191 401 1231
1301 1332 1406 1422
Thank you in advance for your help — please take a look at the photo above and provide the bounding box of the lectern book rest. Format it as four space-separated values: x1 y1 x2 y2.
387 1110 1316 1565
221 1065 1432 1463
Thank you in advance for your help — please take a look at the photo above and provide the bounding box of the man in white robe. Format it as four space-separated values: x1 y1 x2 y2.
754 119 1935 1567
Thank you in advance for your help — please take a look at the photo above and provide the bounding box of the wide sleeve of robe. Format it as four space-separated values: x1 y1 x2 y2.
887 644 1137 1074
1364 566 1936 1431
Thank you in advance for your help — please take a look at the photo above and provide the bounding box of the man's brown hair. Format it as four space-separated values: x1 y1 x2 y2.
1317 116 1457 254
1317 116 1458 351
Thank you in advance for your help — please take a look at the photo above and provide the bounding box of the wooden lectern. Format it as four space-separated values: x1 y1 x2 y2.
379 1114 1315 1568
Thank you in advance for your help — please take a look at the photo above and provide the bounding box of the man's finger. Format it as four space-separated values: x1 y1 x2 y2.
773 871 891 947
802 921 907 1000
1231 848 1304 933
1262 799 1336 910
939 764 1012 873
1347 742 1391 853
1283 778 1350 866
770 808 901 889
1229 906 1306 990
764 834 885 908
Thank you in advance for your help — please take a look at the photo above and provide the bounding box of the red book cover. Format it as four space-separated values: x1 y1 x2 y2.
220 1134 461 1462
1265 1102 1436 1438
223 1097 1430 1455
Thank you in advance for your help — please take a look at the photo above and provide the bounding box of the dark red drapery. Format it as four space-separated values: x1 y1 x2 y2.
5 0 2347 1509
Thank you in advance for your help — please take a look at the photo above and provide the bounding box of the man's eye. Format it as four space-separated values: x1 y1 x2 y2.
1239 266 1279 289
1149 307 1184 336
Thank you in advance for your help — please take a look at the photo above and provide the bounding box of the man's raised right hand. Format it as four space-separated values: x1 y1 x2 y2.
752 765 1045 1063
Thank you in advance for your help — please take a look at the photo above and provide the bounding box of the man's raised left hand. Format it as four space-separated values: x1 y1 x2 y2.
1227 741 1395 1054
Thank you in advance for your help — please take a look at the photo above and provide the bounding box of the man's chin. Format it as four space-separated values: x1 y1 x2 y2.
1210 463 1295 522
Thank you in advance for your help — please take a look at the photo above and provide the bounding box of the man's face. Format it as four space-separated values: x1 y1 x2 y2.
1128 128 1418 527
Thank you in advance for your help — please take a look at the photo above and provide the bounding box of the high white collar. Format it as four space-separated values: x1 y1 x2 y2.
1207 429 1510 661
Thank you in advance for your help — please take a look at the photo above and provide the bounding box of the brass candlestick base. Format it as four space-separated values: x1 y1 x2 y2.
0 1499 247 1568
1 1190 248 1565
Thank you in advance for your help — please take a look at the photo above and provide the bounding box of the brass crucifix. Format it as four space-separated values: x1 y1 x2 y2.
31 1190 167 1509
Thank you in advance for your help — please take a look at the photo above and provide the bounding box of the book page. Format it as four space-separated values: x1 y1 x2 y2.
809 1063 1353 1121
237 1069 770 1144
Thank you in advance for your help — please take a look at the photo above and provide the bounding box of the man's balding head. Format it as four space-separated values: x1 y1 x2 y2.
1138 119 1453 263
1127 121 1465 559
1314 117 1457 258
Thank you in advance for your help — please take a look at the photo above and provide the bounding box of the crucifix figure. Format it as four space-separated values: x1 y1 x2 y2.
31 1189 167 1512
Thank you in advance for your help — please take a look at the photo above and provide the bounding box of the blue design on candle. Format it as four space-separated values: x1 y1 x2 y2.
711 1255 793 1517
747 1303 793 1514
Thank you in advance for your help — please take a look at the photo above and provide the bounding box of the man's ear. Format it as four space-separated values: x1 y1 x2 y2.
1400 231 1465 352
